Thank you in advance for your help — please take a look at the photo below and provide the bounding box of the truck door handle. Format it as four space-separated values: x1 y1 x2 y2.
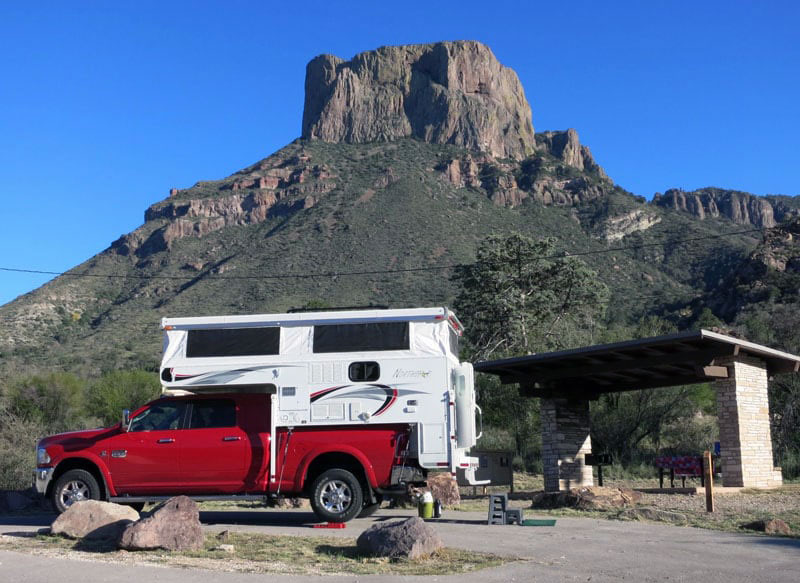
157 438 175 444
223 436 241 441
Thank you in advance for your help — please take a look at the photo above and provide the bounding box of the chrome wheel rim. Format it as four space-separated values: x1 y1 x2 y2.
61 480 90 507
320 480 352 513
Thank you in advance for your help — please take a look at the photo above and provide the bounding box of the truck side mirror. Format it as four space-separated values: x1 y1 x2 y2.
122 409 130 432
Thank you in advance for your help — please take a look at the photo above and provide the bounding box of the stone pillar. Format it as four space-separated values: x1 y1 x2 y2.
541 398 594 492
714 355 783 488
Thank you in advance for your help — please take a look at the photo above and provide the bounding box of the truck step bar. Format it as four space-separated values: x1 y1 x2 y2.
109 494 268 504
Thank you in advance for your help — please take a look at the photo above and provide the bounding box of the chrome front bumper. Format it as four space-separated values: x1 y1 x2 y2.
33 467 54 495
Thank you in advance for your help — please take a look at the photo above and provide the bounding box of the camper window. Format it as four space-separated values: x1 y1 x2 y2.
313 322 409 353
349 362 380 382
186 327 280 358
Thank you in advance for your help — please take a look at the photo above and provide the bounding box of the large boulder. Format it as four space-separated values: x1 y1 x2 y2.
51 500 139 540
619 507 688 525
356 517 443 560
425 473 461 507
741 518 792 536
118 496 204 551
531 486 642 510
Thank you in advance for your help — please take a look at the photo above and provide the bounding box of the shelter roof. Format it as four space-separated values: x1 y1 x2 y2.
474 329 800 399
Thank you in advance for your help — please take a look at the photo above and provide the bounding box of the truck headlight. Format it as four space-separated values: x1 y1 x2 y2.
37 447 51 465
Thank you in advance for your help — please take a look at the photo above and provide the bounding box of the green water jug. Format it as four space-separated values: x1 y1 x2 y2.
418 491 434 519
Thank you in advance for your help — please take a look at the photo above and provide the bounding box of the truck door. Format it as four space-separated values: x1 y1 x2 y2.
178 398 249 493
108 400 186 493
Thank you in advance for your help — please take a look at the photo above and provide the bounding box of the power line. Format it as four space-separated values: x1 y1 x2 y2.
0 226 769 283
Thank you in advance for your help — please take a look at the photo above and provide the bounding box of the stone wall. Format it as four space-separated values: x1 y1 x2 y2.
714 355 783 488
541 398 594 492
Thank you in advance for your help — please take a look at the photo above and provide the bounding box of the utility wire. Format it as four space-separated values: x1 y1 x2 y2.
0 226 769 282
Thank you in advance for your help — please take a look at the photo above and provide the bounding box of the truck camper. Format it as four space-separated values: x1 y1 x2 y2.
34 307 485 522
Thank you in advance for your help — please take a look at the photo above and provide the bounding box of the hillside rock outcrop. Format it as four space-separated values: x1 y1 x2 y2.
302 41 536 159
600 209 661 241
437 131 613 209
112 152 336 257
652 188 777 228
536 129 607 178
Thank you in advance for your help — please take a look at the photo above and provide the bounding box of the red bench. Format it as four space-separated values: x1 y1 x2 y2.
655 456 707 488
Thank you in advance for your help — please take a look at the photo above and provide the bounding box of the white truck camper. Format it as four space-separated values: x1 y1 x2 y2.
159 307 487 485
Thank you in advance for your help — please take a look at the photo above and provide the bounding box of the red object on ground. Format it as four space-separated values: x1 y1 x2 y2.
312 522 346 529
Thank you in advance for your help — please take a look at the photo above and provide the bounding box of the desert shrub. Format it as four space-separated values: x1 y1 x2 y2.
0 404 45 489
5 373 86 432
86 370 161 426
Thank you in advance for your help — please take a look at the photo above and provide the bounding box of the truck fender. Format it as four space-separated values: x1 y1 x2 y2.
295 445 378 491
55 453 117 497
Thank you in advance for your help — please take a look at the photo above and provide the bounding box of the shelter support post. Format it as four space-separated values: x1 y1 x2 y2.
713 355 783 488
541 398 593 492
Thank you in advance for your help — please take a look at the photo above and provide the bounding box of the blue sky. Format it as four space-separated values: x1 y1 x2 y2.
1 0 798 306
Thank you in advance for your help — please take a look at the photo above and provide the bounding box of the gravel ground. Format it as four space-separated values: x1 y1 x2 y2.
462 476 800 534
635 485 800 531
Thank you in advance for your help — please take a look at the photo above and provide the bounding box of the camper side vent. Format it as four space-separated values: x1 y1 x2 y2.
312 403 345 421
310 362 344 384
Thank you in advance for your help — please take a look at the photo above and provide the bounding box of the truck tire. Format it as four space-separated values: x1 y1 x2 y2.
309 468 363 523
52 469 101 513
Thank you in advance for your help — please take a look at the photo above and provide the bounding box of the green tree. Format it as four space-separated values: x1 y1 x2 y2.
452 233 608 464
453 232 609 360
86 370 161 426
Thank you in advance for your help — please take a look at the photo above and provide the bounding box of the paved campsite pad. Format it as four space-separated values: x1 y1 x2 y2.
2 507 800 581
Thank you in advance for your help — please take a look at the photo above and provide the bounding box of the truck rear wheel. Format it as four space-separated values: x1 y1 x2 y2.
310 468 363 523
52 469 101 513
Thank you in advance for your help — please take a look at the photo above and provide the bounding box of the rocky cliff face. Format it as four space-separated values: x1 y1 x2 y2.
302 41 536 160
652 188 779 228
112 149 336 258
436 128 613 209
536 129 607 179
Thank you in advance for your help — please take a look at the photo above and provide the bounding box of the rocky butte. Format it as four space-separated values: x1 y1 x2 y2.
302 41 536 160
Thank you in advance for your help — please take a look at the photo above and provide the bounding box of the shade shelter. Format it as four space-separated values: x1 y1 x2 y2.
475 329 800 491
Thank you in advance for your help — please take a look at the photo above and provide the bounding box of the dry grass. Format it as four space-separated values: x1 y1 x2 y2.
0 530 510 576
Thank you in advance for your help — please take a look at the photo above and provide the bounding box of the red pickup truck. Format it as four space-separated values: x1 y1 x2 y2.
34 391 417 522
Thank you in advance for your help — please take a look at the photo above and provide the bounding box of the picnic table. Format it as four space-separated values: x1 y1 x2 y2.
654 455 709 488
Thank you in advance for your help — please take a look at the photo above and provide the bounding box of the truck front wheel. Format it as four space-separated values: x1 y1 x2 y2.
51 469 101 513
310 468 363 523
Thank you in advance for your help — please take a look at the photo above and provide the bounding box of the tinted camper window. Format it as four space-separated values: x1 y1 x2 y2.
313 322 409 353
186 327 280 358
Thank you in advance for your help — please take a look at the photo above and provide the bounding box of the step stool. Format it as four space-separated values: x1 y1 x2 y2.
488 493 508 525
505 508 523 525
